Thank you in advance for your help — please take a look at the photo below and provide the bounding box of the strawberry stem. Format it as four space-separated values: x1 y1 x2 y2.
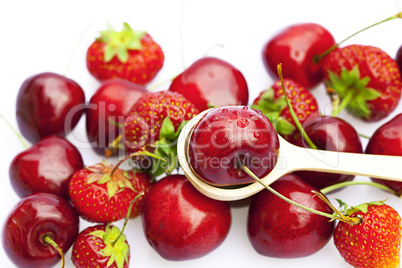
320 181 399 196
332 90 354 117
277 64 317 150
313 12 402 63
0 114 29 149
43 235 65 268
112 192 144 246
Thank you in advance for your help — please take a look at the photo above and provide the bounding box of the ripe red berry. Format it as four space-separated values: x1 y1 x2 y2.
86 23 164 85
333 202 401 268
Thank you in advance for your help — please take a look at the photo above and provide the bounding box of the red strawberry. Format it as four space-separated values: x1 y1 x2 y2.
251 78 319 142
333 201 402 268
71 224 130 268
122 91 199 175
86 23 164 85
322 44 402 121
68 160 151 223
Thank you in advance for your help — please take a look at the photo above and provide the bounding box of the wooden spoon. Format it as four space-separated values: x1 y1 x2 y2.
177 109 402 201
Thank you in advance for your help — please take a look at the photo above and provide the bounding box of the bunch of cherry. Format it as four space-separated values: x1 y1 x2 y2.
3 13 402 268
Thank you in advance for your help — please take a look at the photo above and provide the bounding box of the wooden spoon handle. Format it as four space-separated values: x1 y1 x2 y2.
284 144 402 181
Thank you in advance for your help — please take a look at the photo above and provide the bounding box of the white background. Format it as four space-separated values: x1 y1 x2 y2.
1 0 402 267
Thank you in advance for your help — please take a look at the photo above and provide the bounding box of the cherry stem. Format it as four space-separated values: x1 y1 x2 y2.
312 190 362 225
358 133 371 139
112 192 145 246
313 12 402 63
203 43 225 57
243 166 362 225
0 114 29 149
277 64 317 150
242 166 337 220
332 90 354 117
63 22 94 76
110 149 167 178
180 0 187 70
147 75 178 91
43 235 65 268
320 181 399 196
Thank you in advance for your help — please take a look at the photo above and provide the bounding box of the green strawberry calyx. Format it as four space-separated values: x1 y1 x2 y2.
152 116 188 176
336 199 385 217
85 160 135 199
90 224 129 268
99 22 146 63
326 66 381 119
251 87 296 136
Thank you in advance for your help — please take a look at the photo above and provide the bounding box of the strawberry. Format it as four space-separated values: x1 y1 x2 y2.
333 200 402 268
68 160 151 223
251 78 319 142
122 91 199 175
86 23 164 85
71 224 130 268
322 44 402 121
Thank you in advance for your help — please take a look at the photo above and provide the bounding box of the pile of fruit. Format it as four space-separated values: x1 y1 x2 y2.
2 6 402 268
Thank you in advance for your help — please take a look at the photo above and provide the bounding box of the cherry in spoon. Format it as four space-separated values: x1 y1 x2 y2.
177 106 402 201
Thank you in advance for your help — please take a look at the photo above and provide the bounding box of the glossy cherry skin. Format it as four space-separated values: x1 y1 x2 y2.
365 113 402 194
263 23 335 89
86 79 147 156
247 174 334 258
2 193 79 268
16 72 86 143
189 106 279 186
169 57 249 111
9 135 84 199
142 174 231 261
397 45 402 74
294 116 363 189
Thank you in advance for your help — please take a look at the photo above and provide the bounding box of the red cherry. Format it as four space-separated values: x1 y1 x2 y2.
294 116 363 189
397 45 402 73
263 23 335 88
189 106 279 186
16 72 85 143
86 79 147 156
247 174 334 258
142 174 231 260
365 113 402 194
169 57 249 111
9 135 84 199
2 193 79 268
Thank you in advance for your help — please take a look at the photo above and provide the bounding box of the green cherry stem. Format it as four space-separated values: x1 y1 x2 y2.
0 114 29 149
243 166 337 219
313 12 402 63
147 75 178 91
358 133 371 139
277 64 317 150
242 165 361 225
43 235 65 268
320 181 399 196
112 192 145 246
63 22 95 76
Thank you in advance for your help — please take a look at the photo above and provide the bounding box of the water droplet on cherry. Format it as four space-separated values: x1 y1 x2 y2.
237 118 250 128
